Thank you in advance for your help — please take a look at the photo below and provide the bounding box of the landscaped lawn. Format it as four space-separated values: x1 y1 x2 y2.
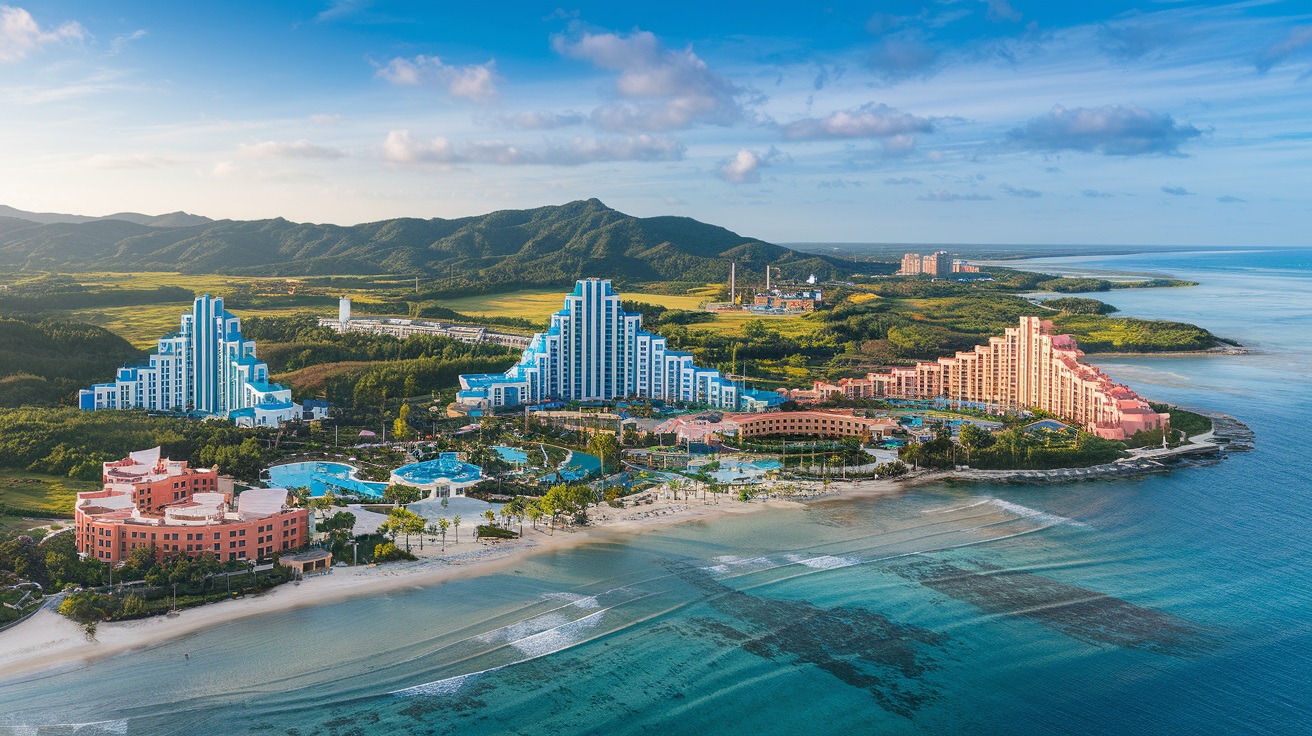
439 286 715 320
0 470 99 516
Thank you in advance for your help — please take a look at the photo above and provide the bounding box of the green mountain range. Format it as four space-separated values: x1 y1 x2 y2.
0 199 876 287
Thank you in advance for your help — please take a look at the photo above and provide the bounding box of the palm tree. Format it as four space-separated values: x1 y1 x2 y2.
437 517 450 551
452 515 461 543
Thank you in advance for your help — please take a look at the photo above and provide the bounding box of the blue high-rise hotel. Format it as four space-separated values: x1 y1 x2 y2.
80 295 300 426
457 279 747 412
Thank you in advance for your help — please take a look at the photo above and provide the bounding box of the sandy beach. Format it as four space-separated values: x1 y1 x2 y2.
0 477 910 682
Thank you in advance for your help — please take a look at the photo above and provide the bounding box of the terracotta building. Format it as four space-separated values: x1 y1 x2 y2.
781 317 1169 440
75 447 309 564
732 411 899 441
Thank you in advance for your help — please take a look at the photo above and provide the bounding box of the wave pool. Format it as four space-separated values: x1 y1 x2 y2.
391 452 483 494
265 461 387 497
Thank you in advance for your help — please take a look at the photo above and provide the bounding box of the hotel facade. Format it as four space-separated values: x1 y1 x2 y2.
790 317 1169 440
458 279 747 413
74 447 309 564
79 295 299 426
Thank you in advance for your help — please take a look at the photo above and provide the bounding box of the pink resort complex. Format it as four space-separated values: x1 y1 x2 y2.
783 316 1170 440
74 447 309 564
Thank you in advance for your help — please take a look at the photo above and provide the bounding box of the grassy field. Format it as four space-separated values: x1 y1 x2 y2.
690 310 819 338
62 303 325 348
0 470 97 516
439 286 716 320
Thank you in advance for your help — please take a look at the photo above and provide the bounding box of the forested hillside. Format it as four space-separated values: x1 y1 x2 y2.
0 199 873 289
0 318 143 407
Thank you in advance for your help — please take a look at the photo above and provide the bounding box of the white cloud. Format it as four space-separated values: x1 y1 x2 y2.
494 110 586 130
211 161 236 177
783 103 933 140
108 29 147 55
317 0 369 22
309 113 341 126
1007 104 1202 156
376 55 500 103
383 131 457 164
717 147 786 185
982 0 1022 24
552 28 753 132
382 130 685 166
1256 25 1312 73
239 140 346 160
0 5 86 62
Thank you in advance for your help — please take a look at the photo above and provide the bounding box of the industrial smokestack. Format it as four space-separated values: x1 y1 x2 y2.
730 262 736 305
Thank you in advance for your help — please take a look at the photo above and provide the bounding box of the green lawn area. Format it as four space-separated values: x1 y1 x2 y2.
692 310 823 338
63 303 353 348
439 286 715 320
0 470 98 516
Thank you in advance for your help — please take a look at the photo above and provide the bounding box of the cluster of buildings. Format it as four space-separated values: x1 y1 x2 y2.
74 447 310 565
319 297 532 350
705 264 825 314
458 282 1165 442
898 251 981 275
79 295 326 427
457 279 781 415
751 287 824 313
780 316 1168 440
654 410 899 444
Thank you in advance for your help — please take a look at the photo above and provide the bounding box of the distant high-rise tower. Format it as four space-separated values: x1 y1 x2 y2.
900 253 923 275
339 296 351 324
921 251 951 276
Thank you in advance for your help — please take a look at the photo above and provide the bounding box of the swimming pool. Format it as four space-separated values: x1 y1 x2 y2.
706 459 783 485
551 451 601 482
493 446 530 464
265 461 387 498
391 452 483 488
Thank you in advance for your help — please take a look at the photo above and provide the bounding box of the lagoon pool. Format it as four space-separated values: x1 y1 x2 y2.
707 459 783 485
538 451 601 483
493 445 530 464
265 461 387 498
392 452 482 486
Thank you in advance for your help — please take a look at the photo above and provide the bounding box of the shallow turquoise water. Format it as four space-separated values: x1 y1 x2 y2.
493 445 530 464
265 461 386 497
2 248 1310 735
393 453 483 485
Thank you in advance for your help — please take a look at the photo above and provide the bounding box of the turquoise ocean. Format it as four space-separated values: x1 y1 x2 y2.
2 248 1310 735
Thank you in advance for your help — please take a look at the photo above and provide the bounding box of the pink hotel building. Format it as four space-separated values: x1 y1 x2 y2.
74 447 309 565
790 317 1169 440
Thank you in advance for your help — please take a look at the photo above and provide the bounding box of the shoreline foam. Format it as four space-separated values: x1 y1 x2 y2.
0 479 905 683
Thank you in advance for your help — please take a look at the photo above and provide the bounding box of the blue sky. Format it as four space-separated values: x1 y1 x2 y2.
1 1 1309 246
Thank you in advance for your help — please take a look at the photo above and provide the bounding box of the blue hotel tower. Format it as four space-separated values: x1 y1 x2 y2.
457 279 745 413
80 295 298 426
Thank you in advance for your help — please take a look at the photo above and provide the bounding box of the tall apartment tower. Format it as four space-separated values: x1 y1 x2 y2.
80 295 296 425
339 296 352 324
900 253 923 275
921 251 951 276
